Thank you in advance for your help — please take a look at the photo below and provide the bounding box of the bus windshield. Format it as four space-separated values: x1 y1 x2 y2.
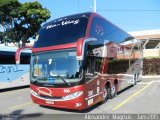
34 16 89 48
31 49 82 84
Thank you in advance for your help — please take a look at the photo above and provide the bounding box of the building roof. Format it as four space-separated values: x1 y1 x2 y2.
128 29 160 39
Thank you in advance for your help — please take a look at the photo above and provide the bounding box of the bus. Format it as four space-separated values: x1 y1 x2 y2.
0 46 30 89
16 12 143 110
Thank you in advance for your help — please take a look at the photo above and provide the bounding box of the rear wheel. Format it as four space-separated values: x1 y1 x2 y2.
109 83 117 99
110 83 117 98
137 73 141 82
102 85 110 102
133 74 137 86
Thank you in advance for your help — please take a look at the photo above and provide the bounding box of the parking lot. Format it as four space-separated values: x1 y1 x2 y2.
0 78 160 119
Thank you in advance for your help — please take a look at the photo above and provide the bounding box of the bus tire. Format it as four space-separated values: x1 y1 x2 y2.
137 73 141 82
133 74 137 86
110 83 117 98
102 85 110 102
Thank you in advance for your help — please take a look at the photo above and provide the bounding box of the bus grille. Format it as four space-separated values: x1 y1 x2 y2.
39 95 62 99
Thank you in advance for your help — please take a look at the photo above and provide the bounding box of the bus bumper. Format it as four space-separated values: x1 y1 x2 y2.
30 88 87 110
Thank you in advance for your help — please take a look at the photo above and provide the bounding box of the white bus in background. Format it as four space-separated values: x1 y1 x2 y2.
0 46 31 89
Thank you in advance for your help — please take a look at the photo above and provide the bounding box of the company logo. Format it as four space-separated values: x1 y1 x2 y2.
37 87 52 97
43 19 80 30
0 65 23 73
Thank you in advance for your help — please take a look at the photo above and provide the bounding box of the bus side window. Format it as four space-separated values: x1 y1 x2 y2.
0 52 15 64
94 57 101 73
20 53 31 64
86 56 94 77
85 56 102 78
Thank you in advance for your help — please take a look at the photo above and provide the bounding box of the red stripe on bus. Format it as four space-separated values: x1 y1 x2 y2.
32 42 77 53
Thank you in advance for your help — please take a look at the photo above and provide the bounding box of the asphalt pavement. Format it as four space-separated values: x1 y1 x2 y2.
0 78 160 120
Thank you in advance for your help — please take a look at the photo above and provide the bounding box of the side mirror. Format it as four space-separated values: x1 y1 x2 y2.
76 38 97 60
15 46 32 64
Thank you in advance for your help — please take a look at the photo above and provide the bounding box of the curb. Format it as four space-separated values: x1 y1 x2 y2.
142 76 160 78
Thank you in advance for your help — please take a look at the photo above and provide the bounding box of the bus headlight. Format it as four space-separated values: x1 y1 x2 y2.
63 91 83 100
31 90 38 96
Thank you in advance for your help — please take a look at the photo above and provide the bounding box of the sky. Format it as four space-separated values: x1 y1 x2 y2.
19 0 160 32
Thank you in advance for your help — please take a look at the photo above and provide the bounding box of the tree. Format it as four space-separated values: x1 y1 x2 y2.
0 0 50 47
16 1 50 46
0 0 20 44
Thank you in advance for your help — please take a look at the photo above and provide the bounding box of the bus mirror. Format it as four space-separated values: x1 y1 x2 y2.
76 38 97 60
15 46 32 64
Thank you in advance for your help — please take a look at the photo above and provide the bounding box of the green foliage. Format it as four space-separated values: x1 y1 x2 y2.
0 32 5 43
0 0 50 46
0 0 20 22
107 59 136 74
143 58 160 75
0 0 20 44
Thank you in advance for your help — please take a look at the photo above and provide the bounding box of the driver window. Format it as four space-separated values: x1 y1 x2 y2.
85 46 102 80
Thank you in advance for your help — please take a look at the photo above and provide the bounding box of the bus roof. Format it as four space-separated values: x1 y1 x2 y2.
0 46 31 53
0 46 18 52
33 12 134 52
42 12 91 27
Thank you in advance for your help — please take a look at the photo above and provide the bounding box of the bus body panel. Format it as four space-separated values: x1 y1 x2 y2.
0 65 30 89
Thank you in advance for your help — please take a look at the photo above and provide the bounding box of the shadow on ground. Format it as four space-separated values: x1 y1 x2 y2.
0 109 43 120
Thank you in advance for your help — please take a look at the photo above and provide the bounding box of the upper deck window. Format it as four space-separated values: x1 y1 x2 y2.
34 16 89 48
90 17 133 43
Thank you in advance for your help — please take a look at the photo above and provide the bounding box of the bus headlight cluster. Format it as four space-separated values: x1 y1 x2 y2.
63 91 83 100
31 90 38 96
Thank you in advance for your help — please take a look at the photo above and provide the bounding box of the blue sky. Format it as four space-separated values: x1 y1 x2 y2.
19 0 160 32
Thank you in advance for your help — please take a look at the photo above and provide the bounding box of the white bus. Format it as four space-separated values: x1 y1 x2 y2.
0 46 30 89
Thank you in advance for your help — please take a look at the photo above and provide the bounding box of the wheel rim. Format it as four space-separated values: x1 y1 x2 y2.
111 84 116 96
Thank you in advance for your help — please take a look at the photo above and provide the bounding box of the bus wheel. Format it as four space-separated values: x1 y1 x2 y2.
110 83 117 98
133 74 137 86
103 86 110 102
137 73 141 82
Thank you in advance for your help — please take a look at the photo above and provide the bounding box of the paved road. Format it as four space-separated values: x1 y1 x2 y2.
0 79 160 119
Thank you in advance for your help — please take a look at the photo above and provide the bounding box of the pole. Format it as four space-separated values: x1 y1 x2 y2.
94 0 96 12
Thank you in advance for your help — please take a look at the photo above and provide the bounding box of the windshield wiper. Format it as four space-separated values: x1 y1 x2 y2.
32 76 47 84
61 77 71 86
32 79 38 84
50 74 71 86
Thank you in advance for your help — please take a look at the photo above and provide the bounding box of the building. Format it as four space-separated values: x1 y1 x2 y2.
129 29 160 58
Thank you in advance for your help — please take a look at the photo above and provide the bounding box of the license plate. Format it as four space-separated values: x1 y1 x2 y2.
46 100 54 104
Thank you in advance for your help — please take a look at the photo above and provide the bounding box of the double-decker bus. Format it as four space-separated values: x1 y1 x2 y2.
0 46 30 89
16 12 143 110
